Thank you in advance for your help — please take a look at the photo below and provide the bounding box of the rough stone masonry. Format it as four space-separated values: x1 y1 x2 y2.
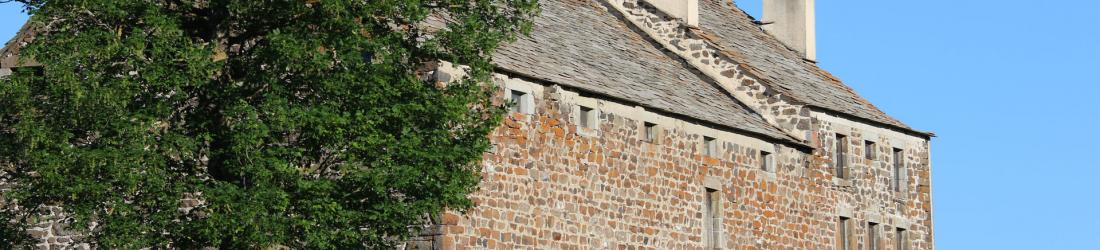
410 72 932 250
409 0 935 249
1 0 934 249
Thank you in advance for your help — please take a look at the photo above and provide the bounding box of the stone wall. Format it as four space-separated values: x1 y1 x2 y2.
427 73 933 250
812 112 935 250
0 169 88 250
25 207 89 250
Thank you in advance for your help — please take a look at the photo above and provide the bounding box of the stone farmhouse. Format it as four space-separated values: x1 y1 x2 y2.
1 0 935 249
413 0 935 249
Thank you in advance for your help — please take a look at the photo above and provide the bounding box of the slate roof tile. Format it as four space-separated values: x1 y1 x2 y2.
698 0 912 130
3 0 915 142
0 21 39 69
492 0 797 142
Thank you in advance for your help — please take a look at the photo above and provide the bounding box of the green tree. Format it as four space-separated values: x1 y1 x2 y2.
0 0 536 248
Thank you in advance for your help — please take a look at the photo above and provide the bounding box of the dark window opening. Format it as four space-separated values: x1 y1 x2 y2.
838 217 851 250
868 222 879 250
703 137 717 156
864 140 876 160
835 134 848 178
579 106 593 129
704 188 722 250
893 148 905 192
761 151 773 172
895 228 908 250
644 122 657 142
509 90 526 113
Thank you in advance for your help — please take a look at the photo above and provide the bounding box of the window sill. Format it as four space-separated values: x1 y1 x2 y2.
832 177 852 187
508 112 533 122
576 127 599 138
701 156 721 166
761 170 777 181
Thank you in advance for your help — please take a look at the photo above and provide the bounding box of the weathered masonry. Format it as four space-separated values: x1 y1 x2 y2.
1 0 935 249
410 0 934 249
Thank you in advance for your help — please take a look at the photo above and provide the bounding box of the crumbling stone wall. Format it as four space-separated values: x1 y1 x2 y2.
428 73 933 250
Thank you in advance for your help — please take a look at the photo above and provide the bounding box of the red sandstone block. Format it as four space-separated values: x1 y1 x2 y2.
441 236 455 250
442 213 460 225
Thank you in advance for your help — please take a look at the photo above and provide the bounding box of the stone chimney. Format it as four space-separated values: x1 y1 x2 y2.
646 0 699 26
762 0 816 61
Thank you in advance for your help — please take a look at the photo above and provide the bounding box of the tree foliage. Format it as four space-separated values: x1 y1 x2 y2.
0 0 536 248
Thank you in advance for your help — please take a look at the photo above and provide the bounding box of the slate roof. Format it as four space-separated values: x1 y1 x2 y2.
491 0 800 143
1 0 923 142
0 21 39 69
698 0 913 130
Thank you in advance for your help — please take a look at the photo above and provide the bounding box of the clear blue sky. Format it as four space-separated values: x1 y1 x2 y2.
2 1 1099 249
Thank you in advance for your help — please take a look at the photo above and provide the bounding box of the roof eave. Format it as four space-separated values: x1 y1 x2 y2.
494 66 815 151
808 105 935 140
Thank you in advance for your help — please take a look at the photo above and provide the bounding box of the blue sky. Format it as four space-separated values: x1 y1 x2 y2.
738 1 1100 249
3 1 1099 249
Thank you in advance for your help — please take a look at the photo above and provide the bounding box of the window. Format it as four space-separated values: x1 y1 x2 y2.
867 222 879 250
893 148 905 192
704 188 722 250
760 151 774 172
895 228 908 250
835 134 848 178
703 137 717 157
507 89 533 114
838 217 851 250
864 140 876 160
579 106 594 129
643 122 658 143
509 90 525 113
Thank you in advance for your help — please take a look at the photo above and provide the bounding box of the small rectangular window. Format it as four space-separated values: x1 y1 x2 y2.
643 122 658 142
838 217 851 250
760 151 773 172
835 134 848 178
509 90 525 113
867 222 879 250
703 137 717 156
864 141 875 160
579 106 594 129
704 188 722 250
893 148 905 192
895 228 908 250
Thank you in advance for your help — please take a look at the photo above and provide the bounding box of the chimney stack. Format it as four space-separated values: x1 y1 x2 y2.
763 0 816 61
647 0 700 26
